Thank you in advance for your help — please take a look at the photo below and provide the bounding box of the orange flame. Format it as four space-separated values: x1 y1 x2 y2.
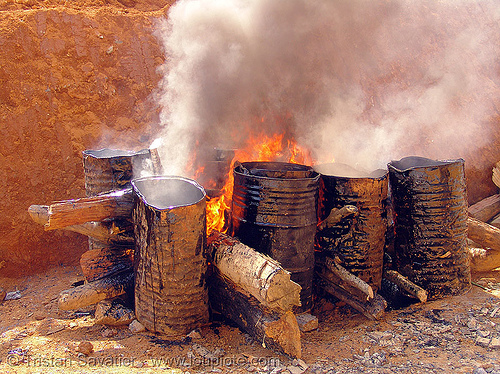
205 132 312 235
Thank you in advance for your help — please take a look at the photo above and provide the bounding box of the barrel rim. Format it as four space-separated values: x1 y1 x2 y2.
388 156 465 173
83 148 150 159
132 175 206 210
314 163 388 180
235 161 320 181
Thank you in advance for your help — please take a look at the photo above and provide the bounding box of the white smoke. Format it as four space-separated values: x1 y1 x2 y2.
154 0 500 175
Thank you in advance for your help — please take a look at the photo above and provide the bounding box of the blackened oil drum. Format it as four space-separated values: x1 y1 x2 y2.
81 148 153 282
132 176 209 335
388 156 471 300
231 161 320 311
314 163 388 292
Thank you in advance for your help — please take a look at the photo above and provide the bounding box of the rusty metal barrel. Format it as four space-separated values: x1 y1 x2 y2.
231 161 320 311
314 163 388 292
132 176 209 335
80 148 154 282
388 156 471 300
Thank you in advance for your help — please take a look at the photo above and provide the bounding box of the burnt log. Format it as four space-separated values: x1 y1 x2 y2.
80 244 133 282
58 271 133 310
469 247 500 272
383 269 427 303
28 204 134 243
468 217 500 252
209 273 301 358
315 256 374 302
43 188 134 230
317 205 358 231
317 278 386 320
207 231 301 313
468 194 500 223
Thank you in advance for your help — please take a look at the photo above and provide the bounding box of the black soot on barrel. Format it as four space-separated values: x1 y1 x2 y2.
388 156 471 300
231 161 319 312
314 163 388 292
132 176 209 336
80 148 153 283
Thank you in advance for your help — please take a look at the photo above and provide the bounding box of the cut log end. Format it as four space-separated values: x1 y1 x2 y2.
28 205 49 226
264 311 301 359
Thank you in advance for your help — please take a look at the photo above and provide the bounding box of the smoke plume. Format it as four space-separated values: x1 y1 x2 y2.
154 0 500 175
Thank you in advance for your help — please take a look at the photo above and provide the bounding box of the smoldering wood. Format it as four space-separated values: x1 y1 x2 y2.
207 231 301 313
44 188 134 230
80 245 133 282
315 256 374 302
383 269 428 303
317 278 386 320
317 205 358 231
469 247 500 272
467 217 500 252
28 205 134 243
58 271 133 310
209 272 301 358
468 194 500 223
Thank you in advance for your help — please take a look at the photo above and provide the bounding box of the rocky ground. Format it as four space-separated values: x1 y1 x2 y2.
0 266 499 374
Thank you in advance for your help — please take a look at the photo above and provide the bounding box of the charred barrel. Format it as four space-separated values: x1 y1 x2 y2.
80 148 154 282
132 176 209 335
388 156 471 300
314 163 388 292
231 161 319 311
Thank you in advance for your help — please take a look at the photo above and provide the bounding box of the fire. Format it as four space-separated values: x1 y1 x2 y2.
205 133 312 235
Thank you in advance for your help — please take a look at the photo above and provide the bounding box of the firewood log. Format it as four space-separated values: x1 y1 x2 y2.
469 247 500 272
58 271 133 310
28 205 134 243
468 194 500 223
44 189 134 230
317 278 386 320
80 245 133 282
208 272 301 358
315 256 374 302
317 205 358 231
467 217 500 252
383 270 427 303
207 231 301 313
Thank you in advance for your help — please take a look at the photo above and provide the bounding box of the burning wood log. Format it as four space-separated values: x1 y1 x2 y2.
317 278 386 320
207 231 301 313
467 217 500 252
470 247 500 272
43 188 134 230
315 256 374 302
317 205 358 231
383 269 427 303
208 273 301 358
468 194 500 223
28 205 134 243
58 271 133 310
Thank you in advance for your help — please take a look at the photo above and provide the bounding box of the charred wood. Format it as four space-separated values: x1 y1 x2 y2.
208 273 301 358
207 231 301 313
383 269 427 303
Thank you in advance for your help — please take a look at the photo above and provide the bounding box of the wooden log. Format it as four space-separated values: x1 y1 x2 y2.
208 273 301 358
468 194 500 223
468 217 500 252
383 269 427 303
317 205 358 231
45 188 134 230
58 271 133 310
492 161 500 189
315 256 374 302
28 205 134 243
469 247 500 272
80 245 133 282
317 278 386 320
207 231 301 313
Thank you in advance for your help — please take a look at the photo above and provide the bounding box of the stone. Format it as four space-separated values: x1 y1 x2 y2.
187 329 202 339
287 365 306 374
33 311 46 321
475 337 491 347
368 331 393 342
296 313 319 332
94 300 135 326
490 337 500 349
477 330 491 338
101 328 117 338
76 341 94 356
473 368 488 374
129 320 146 333
4 291 21 301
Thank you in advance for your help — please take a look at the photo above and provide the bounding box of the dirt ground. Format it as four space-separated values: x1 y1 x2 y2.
0 266 499 374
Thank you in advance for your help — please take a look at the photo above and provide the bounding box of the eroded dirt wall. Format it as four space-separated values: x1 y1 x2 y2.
0 2 172 276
